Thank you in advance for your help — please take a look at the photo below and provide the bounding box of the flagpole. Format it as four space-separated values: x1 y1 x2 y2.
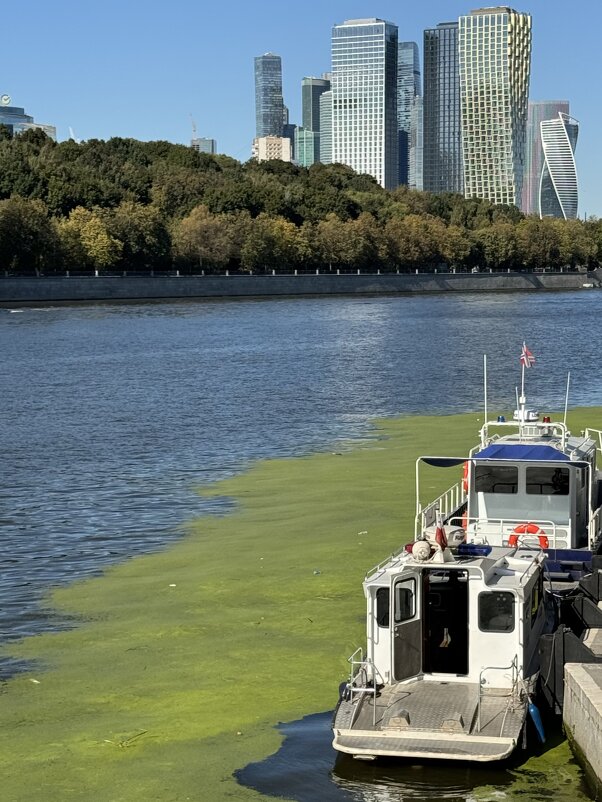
563 371 571 427
520 342 526 423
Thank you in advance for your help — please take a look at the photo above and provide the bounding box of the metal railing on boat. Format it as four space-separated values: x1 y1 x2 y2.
346 647 379 727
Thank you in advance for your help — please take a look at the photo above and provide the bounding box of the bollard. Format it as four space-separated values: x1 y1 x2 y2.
337 269 340 275
357 269 360 275
295 269 298 275
377 269 380 275
95 269 99 277
226 270 229 276
176 270 180 277
272 269 275 275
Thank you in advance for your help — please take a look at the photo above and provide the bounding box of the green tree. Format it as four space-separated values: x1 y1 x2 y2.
101 201 170 271
473 223 520 270
172 205 236 271
57 207 122 273
0 196 58 274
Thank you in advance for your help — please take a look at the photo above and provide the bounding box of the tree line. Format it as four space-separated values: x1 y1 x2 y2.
0 127 601 275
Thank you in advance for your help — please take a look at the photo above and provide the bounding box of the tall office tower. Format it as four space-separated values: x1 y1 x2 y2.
297 77 331 166
255 53 285 137
332 18 399 189
302 77 331 130
397 42 421 185
423 22 463 193
409 96 423 190
319 90 332 164
191 137 217 154
459 7 531 206
522 101 569 214
539 112 579 219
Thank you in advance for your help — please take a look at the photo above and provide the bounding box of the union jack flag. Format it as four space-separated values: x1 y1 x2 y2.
520 343 535 368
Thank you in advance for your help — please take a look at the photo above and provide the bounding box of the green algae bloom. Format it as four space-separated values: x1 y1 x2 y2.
1 411 599 801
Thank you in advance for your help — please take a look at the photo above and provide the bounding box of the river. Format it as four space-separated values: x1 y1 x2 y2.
2 290 601 799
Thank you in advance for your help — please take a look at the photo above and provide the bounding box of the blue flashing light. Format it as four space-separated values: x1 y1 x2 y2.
457 543 492 557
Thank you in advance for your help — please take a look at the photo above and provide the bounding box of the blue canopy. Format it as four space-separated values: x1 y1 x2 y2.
474 444 571 462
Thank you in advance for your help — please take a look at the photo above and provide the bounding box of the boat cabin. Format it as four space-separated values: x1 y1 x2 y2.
415 417 602 554
332 544 548 761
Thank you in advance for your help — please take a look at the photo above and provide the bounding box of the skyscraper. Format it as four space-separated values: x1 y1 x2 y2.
302 77 330 130
254 53 284 138
459 7 531 206
409 96 423 190
319 90 333 165
540 112 579 219
522 101 569 215
332 18 398 189
397 42 421 186
423 22 463 193
296 76 331 167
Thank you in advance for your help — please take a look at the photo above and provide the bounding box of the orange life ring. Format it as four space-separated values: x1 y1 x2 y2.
462 461 469 493
508 523 549 549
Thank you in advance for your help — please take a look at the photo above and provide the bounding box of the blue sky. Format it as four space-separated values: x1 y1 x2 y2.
4 1 601 216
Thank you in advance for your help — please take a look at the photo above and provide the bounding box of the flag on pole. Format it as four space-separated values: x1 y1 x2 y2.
435 514 448 550
520 343 535 368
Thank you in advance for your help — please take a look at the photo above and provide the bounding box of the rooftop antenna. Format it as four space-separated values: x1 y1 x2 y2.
563 371 571 427
190 114 197 140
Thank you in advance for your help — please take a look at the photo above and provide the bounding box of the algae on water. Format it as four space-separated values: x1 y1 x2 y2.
1 411 599 801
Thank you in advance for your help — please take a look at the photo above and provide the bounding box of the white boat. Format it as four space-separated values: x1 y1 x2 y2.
332 358 602 763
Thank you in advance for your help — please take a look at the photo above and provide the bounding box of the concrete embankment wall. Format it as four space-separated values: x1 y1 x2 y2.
563 664 602 796
0 270 598 304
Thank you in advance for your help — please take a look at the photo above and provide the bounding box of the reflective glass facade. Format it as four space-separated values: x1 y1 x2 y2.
522 101 568 214
254 53 284 138
397 41 420 186
295 128 320 168
459 7 531 206
332 19 398 189
540 113 579 219
302 77 330 131
423 22 463 193
319 90 332 164
191 137 217 154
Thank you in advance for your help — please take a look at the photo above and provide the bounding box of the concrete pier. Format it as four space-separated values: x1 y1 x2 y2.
564 663 602 798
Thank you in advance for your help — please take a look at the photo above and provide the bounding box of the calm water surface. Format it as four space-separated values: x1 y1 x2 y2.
2 291 601 799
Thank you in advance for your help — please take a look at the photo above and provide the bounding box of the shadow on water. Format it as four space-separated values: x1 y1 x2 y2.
236 711 592 802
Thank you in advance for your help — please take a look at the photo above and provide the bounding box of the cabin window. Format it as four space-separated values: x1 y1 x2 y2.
526 466 569 496
376 588 390 628
394 579 416 623
478 591 515 632
474 465 518 494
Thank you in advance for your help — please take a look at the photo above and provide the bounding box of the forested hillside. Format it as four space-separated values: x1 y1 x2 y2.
0 128 600 274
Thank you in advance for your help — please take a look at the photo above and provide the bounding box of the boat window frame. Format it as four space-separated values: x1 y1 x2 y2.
393 577 416 624
477 590 516 633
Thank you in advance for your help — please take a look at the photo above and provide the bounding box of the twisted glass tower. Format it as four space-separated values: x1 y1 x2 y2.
522 101 569 214
332 18 399 189
459 7 531 206
539 112 579 219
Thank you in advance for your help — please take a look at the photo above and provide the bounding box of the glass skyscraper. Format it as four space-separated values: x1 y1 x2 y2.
332 18 398 189
522 101 569 215
319 90 333 165
540 112 579 219
459 7 531 206
254 53 285 138
296 76 331 167
423 22 463 194
397 41 421 186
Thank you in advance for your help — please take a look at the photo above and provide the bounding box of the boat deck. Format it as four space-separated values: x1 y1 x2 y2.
333 678 526 761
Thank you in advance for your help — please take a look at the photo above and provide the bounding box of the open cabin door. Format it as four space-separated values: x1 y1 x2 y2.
392 572 422 682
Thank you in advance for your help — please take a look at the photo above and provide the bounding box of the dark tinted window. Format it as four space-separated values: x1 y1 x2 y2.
475 465 518 494
394 579 416 623
479 591 515 632
376 587 390 628
526 466 569 496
